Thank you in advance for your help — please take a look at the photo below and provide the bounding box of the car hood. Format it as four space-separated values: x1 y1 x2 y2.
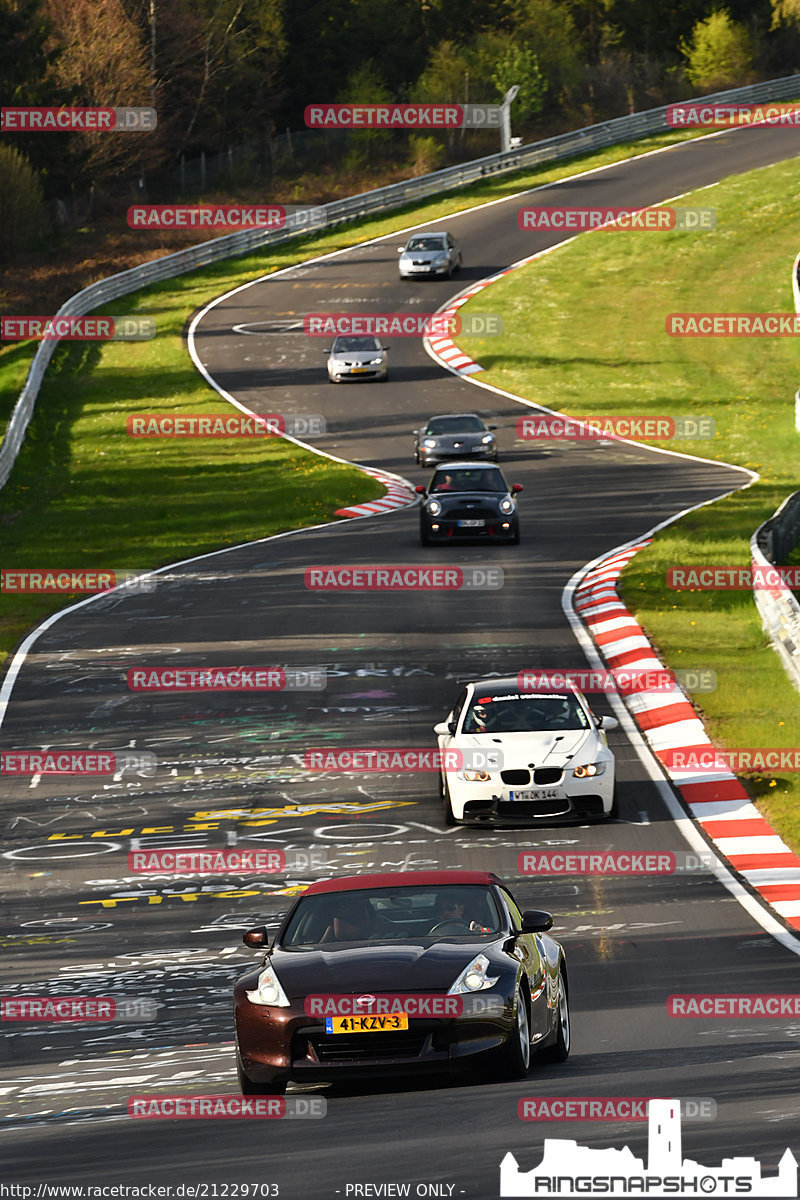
454 729 595 763
424 433 487 449
428 488 509 508
330 350 383 363
402 250 444 262
271 940 503 997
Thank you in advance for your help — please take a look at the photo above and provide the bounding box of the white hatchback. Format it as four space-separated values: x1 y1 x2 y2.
434 677 618 825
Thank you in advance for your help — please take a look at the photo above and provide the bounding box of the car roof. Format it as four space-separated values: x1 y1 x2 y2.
302 870 507 896
426 413 484 421
468 677 584 698
431 460 501 470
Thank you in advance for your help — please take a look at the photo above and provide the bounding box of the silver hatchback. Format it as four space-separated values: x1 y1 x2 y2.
325 335 388 383
398 231 462 279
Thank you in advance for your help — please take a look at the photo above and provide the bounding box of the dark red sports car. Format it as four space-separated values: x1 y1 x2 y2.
233 869 569 1094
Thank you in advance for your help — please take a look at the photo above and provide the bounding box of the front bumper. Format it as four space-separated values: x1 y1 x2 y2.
419 447 497 466
329 365 386 382
422 517 517 541
235 996 513 1085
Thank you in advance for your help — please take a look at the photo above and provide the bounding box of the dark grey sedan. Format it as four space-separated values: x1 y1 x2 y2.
414 413 498 466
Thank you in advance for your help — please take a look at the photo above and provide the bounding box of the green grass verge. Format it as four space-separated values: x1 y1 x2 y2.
456 153 800 854
0 122 722 670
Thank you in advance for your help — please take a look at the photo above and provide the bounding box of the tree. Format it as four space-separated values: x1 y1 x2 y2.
490 42 546 120
0 143 46 259
335 60 393 164
680 10 754 89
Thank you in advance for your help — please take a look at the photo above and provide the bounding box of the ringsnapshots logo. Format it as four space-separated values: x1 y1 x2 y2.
518 850 722 876
1 317 155 341
500 1098 798 1197
516 668 717 695
305 313 502 337
304 747 503 772
305 566 503 591
128 1095 325 1119
1 569 156 594
667 565 800 590
1 996 157 1021
127 204 328 230
517 206 715 232
667 313 800 336
127 848 328 874
126 413 325 438
517 1097 717 1122
127 668 326 691
517 414 715 441
1 106 156 131
667 101 800 127
304 103 502 129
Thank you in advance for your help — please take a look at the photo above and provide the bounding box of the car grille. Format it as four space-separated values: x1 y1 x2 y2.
447 507 496 521
533 767 563 785
303 1033 429 1063
501 769 530 785
497 798 571 817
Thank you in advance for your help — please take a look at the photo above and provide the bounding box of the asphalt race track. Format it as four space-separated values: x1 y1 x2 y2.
3 124 800 1196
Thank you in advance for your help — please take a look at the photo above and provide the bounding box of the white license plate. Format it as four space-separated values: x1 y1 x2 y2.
458 519 485 527
509 788 564 801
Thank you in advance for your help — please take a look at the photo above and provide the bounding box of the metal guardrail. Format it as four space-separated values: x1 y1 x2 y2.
750 247 800 694
3 72 800 490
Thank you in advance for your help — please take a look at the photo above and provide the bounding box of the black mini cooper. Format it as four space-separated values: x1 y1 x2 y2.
416 462 522 544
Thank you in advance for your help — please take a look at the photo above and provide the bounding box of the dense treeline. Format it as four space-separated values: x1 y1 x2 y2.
1 0 799 208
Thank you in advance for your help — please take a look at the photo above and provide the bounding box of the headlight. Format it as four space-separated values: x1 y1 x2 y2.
448 953 499 994
481 434 493 444
499 498 514 514
246 960 290 1007
423 439 437 448
573 761 606 778
463 769 490 782
368 357 383 365
427 499 442 516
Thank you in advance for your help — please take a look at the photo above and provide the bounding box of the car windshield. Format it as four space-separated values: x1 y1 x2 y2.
279 885 503 948
430 468 506 493
426 416 485 434
462 691 591 733
406 236 447 251
333 337 381 353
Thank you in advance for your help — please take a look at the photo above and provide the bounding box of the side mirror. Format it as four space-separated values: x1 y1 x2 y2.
433 720 452 737
596 714 619 731
511 483 524 494
243 927 270 949
488 424 498 431
520 910 554 934
415 484 427 494
381 345 389 351
322 347 331 354
397 246 405 253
